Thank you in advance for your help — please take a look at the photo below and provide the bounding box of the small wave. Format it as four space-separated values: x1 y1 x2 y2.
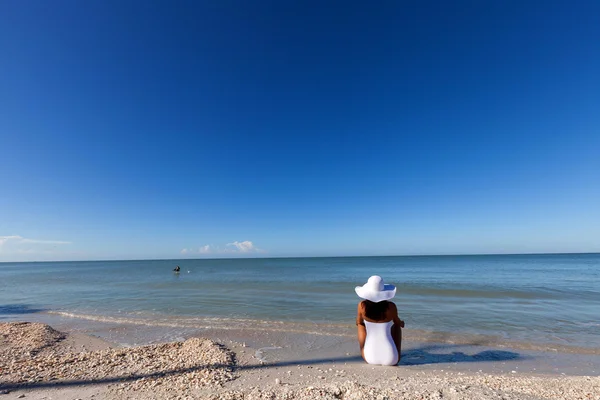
576 322 600 328
398 286 559 300
255 346 282 363
45 311 350 337
403 328 600 355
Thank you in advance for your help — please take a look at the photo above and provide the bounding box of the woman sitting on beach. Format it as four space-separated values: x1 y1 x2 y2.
355 275 405 366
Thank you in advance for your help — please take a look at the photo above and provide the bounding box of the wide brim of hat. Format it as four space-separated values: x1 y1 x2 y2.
355 284 396 302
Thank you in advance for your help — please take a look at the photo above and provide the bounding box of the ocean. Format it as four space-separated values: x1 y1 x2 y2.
1 254 599 353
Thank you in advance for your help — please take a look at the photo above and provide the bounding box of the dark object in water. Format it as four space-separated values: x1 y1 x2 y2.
173 265 181 272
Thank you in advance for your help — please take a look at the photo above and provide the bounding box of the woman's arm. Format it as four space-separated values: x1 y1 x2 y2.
389 302 403 361
356 302 366 359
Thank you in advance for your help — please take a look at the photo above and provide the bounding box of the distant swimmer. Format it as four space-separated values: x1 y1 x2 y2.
173 265 181 272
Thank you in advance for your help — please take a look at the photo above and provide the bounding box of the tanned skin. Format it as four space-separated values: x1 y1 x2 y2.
356 301 405 362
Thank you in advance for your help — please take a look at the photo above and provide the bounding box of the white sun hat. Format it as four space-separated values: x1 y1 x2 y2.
355 275 396 303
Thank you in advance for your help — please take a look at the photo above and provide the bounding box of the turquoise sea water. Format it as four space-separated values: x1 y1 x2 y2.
1 254 599 352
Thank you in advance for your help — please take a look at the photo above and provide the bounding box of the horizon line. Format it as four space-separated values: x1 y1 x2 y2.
1 251 599 264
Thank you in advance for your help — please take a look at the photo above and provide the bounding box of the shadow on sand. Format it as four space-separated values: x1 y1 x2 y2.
400 343 521 366
0 344 523 391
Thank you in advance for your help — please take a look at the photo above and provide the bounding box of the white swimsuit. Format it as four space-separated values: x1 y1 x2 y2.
363 320 399 366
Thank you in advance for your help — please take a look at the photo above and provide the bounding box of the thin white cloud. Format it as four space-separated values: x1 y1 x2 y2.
0 235 72 248
0 235 22 246
0 235 72 261
21 238 71 245
198 245 212 254
181 241 265 255
226 241 259 253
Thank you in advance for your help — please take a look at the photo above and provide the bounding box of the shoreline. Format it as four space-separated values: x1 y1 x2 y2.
2 322 600 400
27 310 600 356
4 311 600 376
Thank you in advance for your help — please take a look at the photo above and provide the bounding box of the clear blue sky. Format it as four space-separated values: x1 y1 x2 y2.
1 1 599 261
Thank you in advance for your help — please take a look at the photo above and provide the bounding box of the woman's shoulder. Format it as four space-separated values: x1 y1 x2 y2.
386 301 399 317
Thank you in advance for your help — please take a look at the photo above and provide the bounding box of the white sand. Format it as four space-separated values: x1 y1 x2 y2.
1 322 599 400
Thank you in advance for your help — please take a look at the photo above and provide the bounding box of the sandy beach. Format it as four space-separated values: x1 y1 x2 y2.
1 322 599 400
2 0 600 395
